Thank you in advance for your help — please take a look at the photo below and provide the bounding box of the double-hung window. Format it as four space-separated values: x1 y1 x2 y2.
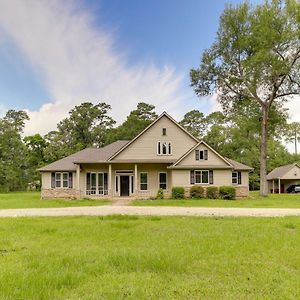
232 171 241 185
52 172 72 188
157 141 172 155
159 173 167 190
140 173 148 190
194 170 209 184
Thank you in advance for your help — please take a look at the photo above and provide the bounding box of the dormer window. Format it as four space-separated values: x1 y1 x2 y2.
162 128 166 136
195 149 208 160
157 141 172 155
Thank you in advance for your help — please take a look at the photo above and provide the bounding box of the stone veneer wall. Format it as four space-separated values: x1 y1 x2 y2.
41 188 80 199
182 185 249 198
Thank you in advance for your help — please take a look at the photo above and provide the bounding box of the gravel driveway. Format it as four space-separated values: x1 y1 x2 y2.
1 206 300 217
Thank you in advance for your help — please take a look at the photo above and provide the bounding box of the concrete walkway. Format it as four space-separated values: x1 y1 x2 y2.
1 206 300 217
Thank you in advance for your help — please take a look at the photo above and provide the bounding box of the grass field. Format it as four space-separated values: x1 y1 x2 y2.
2 191 300 209
132 191 300 208
0 215 300 299
0 192 110 209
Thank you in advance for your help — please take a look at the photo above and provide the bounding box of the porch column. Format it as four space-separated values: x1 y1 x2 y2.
76 164 80 199
278 177 281 194
272 180 274 194
108 164 112 197
134 164 138 196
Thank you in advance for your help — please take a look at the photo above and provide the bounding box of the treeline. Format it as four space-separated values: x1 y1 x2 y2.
0 101 298 191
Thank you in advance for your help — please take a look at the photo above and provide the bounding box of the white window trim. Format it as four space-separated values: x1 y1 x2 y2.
140 172 148 191
195 150 207 161
158 172 167 190
157 141 172 156
194 170 210 185
232 171 239 185
55 172 69 188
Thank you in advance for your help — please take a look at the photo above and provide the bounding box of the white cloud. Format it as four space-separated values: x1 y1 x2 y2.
0 0 193 135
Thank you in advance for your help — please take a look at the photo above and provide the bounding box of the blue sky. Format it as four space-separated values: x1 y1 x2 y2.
1 0 296 137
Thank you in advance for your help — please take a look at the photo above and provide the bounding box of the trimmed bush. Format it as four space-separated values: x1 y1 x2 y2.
172 187 185 199
206 186 219 199
190 185 205 199
156 188 164 200
219 186 236 200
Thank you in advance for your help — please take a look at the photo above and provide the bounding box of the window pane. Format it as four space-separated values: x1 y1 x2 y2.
168 142 172 155
91 173 96 194
55 173 61 180
104 173 108 191
159 173 166 183
195 171 201 183
162 143 167 154
86 173 91 190
202 171 209 183
56 180 61 188
140 173 147 184
199 151 204 160
98 173 103 188
63 173 68 180
63 180 68 188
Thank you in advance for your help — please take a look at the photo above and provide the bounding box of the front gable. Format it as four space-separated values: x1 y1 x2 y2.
175 141 232 167
110 113 198 161
281 165 300 179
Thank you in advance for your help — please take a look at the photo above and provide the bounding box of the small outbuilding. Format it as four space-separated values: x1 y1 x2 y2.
267 163 300 193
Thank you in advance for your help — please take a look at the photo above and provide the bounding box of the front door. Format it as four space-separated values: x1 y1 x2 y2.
120 176 130 196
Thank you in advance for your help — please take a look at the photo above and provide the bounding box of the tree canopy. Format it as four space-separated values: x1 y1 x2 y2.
190 0 300 196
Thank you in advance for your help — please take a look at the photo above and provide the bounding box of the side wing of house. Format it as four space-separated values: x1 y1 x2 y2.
170 142 250 197
110 114 198 161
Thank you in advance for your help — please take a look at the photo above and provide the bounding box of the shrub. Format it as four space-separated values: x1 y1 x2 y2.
156 188 164 200
172 187 185 199
190 186 205 199
219 186 236 200
206 186 219 199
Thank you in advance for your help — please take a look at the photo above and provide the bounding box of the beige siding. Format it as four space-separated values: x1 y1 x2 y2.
171 169 249 188
41 172 51 189
281 165 300 179
177 144 229 167
113 115 197 161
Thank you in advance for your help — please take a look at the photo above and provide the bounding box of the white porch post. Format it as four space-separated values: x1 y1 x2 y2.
134 164 138 196
278 177 281 194
272 180 274 194
108 164 112 197
76 164 81 199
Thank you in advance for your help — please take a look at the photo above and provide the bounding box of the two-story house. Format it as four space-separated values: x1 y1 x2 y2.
39 112 252 199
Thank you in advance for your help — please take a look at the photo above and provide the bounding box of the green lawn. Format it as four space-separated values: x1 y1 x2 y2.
0 192 110 209
132 191 300 208
0 216 300 299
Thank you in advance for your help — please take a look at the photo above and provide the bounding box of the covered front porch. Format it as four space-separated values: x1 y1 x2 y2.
75 162 171 199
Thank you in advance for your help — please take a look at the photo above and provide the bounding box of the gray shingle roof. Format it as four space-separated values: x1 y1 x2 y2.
39 140 129 171
266 163 298 180
225 158 253 171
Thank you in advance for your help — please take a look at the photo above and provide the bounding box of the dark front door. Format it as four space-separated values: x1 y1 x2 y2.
120 176 130 196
